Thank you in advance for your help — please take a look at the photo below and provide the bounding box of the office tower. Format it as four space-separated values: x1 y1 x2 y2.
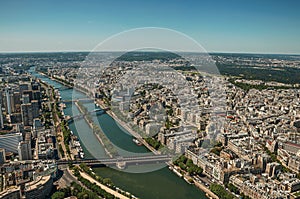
32 90 41 108
9 113 22 124
13 92 21 112
0 104 3 129
21 103 33 126
19 82 30 94
24 132 31 147
22 90 33 102
31 82 41 91
5 87 12 115
18 141 32 160
0 133 22 153
21 101 40 126
33 118 43 138
0 92 3 108
0 148 5 164
31 100 40 118
22 94 30 104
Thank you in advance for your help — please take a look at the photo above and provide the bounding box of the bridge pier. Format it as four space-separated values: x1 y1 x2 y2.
116 161 126 170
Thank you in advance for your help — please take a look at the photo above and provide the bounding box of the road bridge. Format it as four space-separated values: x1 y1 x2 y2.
57 155 172 168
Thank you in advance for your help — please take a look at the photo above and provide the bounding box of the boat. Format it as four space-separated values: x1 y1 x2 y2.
80 152 84 159
133 138 142 146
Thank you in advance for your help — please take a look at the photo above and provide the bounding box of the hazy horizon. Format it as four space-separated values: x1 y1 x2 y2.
1 0 300 54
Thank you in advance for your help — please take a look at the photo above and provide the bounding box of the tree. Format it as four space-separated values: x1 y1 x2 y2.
186 159 193 167
103 178 113 186
51 191 65 199
178 162 186 170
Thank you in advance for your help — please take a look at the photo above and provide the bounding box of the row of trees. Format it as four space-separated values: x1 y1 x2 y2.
72 167 117 199
173 155 203 176
60 120 71 154
79 163 134 198
144 137 163 150
51 182 99 199
209 183 235 199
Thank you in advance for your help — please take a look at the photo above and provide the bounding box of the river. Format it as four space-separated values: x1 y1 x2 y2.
29 67 208 199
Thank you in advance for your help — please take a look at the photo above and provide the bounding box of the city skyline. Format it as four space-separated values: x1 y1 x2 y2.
1 0 300 54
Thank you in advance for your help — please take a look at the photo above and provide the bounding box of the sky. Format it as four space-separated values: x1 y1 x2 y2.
1 0 300 54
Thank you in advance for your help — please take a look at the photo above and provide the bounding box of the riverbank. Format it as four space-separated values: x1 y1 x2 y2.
94 101 217 198
74 101 115 158
194 181 219 199
34 72 209 198
79 171 131 199
96 99 161 155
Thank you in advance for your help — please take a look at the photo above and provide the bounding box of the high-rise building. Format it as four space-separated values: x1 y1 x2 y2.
21 103 33 126
0 92 3 109
19 82 30 94
31 100 40 118
22 94 30 104
21 101 39 126
5 87 12 115
31 82 41 91
22 90 33 102
0 133 22 153
33 118 43 138
32 90 41 108
9 113 22 124
18 141 32 160
13 91 21 112
0 148 6 164
0 104 4 129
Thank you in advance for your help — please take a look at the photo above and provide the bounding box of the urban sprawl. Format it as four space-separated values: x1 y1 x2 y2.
1 52 300 199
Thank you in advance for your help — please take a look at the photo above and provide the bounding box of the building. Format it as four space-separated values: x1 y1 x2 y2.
31 100 39 118
18 141 32 161
0 133 22 153
0 104 4 129
265 162 281 177
21 101 39 126
12 92 21 113
145 123 161 136
0 187 21 199
288 156 300 173
21 94 30 104
283 142 300 155
4 87 13 115
24 175 53 199
21 103 33 126
0 148 6 164
19 82 30 94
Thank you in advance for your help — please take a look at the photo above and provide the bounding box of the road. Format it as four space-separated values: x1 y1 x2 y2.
56 166 80 189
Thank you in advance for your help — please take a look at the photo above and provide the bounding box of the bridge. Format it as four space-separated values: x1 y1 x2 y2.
66 109 106 122
61 98 94 103
57 154 172 168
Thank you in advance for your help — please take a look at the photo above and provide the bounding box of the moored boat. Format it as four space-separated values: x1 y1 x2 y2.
132 138 142 146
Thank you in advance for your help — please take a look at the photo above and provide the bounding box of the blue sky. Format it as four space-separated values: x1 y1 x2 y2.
1 0 300 53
